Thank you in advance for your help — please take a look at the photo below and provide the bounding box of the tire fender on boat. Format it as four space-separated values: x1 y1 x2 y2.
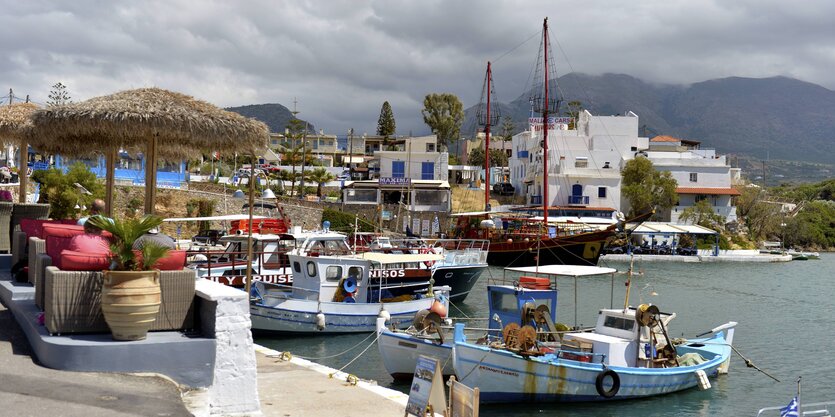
595 369 620 398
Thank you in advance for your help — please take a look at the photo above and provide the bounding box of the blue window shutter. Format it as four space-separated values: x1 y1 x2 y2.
421 162 434 180
392 161 405 178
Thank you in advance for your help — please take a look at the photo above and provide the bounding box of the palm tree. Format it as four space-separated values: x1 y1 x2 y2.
305 167 336 198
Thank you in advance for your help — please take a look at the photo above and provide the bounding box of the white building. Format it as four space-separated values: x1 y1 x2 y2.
509 111 739 224
645 136 739 223
509 110 646 210
342 135 451 212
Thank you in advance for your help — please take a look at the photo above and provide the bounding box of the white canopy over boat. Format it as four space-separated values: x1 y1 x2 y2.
359 252 445 264
505 265 617 276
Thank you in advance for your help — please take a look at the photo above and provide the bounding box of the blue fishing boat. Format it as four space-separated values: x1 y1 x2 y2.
376 264 561 379
451 264 738 402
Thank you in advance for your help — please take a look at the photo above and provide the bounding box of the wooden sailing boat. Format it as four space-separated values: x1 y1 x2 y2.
456 18 650 267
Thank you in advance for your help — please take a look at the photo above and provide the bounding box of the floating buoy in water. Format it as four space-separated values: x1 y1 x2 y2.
316 312 326 330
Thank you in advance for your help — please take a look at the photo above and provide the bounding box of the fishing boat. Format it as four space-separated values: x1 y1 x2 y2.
183 220 487 301
786 249 820 260
451 262 738 403
249 238 451 334
376 265 561 380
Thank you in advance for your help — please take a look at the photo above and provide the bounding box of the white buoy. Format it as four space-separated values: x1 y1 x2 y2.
378 308 391 322
480 219 496 229
316 312 326 330
695 369 711 390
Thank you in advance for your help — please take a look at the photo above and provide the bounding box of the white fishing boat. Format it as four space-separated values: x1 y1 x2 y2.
250 246 451 333
451 263 738 402
786 249 820 260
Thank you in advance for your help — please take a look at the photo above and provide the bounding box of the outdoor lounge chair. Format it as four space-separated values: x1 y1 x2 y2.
43 266 197 335
0 202 12 253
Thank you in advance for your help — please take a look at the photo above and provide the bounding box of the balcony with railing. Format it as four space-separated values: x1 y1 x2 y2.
567 195 590 205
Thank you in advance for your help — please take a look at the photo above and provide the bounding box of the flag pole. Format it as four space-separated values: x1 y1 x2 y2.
797 376 801 416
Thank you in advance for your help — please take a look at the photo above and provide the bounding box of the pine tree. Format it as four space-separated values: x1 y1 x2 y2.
47 82 71 107
377 101 396 149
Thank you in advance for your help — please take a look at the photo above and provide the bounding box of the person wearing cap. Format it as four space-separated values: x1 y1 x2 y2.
133 227 176 250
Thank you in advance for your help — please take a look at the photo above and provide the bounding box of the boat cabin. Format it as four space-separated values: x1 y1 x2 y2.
287 254 369 303
562 307 676 368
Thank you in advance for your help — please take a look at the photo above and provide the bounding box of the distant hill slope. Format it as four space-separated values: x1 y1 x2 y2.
225 103 315 134
464 74 835 165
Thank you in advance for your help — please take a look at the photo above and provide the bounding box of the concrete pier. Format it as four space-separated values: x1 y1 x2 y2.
602 249 792 263
252 345 414 417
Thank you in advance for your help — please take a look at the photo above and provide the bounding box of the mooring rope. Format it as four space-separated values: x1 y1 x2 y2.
271 330 378 361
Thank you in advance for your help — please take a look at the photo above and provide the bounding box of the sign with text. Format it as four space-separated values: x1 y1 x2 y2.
422 219 431 237
405 356 446 417
529 116 573 131
379 177 411 186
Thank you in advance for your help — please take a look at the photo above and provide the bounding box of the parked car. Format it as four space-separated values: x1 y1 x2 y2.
336 170 351 181
492 182 515 196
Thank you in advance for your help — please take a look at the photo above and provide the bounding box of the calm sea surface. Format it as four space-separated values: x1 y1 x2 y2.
256 254 835 416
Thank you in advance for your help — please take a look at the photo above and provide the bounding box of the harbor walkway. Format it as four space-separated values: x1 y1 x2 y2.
1 289 414 417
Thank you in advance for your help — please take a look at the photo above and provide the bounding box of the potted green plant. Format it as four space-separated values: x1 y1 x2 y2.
88 215 170 341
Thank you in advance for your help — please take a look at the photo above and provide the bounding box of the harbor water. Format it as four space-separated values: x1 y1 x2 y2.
256 254 835 416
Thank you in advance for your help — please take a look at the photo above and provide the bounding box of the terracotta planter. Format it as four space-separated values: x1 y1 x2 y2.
101 270 161 341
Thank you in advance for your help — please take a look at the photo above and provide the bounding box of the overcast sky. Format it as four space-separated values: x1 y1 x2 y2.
3 0 834 136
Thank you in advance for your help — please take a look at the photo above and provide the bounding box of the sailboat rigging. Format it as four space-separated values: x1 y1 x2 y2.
454 18 650 267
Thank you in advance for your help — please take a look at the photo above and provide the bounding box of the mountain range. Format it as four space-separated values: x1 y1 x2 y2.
227 75 835 169
225 103 315 134
463 73 835 166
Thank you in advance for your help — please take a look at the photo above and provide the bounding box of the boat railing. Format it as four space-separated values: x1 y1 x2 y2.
757 401 835 416
187 248 290 279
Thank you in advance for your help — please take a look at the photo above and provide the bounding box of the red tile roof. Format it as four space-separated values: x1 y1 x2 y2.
676 187 741 196
650 135 681 143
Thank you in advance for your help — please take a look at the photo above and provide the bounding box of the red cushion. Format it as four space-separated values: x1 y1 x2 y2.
21 219 78 239
44 225 85 270
132 249 186 271
42 223 85 237
60 249 111 271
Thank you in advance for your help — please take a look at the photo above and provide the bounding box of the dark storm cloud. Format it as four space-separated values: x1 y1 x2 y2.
1 0 833 137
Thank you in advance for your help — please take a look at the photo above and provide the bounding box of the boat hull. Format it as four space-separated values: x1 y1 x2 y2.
487 232 610 267
377 324 453 379
432 265 485 302
453 333 731 403
251 298 436 334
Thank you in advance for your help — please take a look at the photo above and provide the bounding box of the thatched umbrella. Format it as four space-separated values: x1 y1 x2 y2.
0 102 38 202
27 88 269 215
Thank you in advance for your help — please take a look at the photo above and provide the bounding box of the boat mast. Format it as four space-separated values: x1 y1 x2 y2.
542 18 549 227
485 61 492 212
477 61 499 212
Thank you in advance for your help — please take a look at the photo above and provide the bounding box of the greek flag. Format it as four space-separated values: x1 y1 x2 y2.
780 396 798 417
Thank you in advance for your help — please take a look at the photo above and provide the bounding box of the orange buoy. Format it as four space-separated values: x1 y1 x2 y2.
429 300 447 317
519 276 551 290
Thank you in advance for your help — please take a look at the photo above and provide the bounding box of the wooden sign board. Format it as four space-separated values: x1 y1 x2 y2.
447 376 479 417
405 355 446 417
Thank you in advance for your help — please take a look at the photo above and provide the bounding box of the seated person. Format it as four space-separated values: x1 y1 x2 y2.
77 199 114 226
133 227 176 250
68 221 111 255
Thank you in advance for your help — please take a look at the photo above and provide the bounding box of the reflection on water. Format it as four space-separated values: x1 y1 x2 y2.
256 254 835 416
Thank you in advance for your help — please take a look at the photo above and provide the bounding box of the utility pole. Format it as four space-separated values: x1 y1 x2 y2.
348 128 354 178
299 121 309 199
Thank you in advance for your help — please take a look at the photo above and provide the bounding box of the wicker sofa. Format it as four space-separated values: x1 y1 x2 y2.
43 266 197 335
